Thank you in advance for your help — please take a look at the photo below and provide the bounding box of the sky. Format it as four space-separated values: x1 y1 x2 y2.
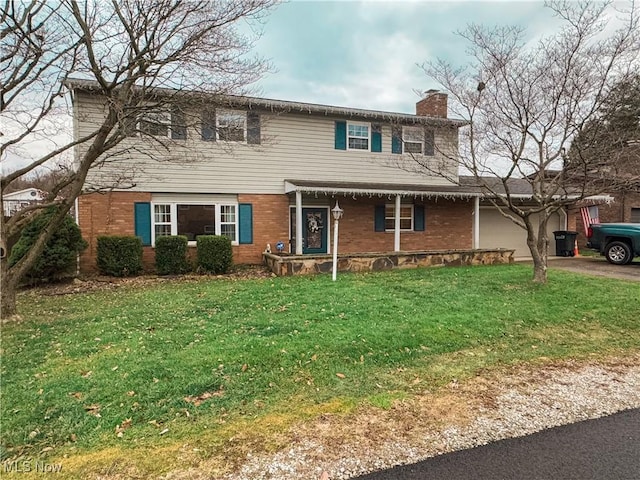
249 0 564 114
0 1 600 174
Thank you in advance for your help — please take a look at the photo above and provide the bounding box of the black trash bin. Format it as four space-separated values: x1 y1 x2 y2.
553 231 578 257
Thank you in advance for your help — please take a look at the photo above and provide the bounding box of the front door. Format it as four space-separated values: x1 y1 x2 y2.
290 208 328 254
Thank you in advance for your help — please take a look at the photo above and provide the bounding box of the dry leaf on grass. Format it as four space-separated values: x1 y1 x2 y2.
336 373 345 379
115 418 133 437
184 388 224 406
84 404 101 417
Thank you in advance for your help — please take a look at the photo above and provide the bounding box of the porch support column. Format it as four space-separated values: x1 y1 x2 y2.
473 196 480 249
394 194 401 252
295 191 303 254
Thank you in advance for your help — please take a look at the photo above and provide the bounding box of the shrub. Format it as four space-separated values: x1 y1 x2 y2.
97 236 143 277
9 207 88 284
155 235 190 275
197 235 232 274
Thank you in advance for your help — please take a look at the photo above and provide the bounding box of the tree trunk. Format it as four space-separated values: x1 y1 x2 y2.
0 259 20 320
524 216 548 284
532 258 548 284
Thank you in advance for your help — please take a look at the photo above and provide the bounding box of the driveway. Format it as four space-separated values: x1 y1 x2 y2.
545 256 640 282
352 408 640 480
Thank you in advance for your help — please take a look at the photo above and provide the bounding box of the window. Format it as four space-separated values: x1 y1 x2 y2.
140 111 170 137
400 126 435 156
220 205 237 241
154 204 172 237
347 122 370 150
138 107 187 139
152 203 237 243
403 126 423 154
385 204 414 231
217 110 246 142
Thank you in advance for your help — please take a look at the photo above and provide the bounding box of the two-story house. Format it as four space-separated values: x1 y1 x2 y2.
69 80 488 272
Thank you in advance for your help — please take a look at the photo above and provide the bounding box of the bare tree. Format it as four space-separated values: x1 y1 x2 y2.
417 0 640 283
1 0 276 318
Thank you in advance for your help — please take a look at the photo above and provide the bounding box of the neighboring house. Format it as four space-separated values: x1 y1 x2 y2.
68 80 513 272
2 188 46 217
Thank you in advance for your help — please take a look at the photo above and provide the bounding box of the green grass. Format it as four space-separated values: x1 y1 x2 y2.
1 264 639 477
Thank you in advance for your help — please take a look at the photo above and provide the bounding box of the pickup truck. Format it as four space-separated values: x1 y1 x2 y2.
586 223 640 265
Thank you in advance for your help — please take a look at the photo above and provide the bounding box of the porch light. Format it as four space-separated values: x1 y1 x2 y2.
332 202 344 221
331 201 343 281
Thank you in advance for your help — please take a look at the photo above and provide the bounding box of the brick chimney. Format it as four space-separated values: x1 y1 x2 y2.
416 89 448 118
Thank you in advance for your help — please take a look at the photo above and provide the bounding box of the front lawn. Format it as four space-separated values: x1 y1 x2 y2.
1 264 639 478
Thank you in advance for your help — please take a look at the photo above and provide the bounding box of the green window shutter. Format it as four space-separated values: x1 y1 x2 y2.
414 205 425 231
134 202 152 246
371 124 382 152
424 129 435 156
391 126 402 154
335 121 347 150
238 203 253 244
374 205 386 232
247 112 261 144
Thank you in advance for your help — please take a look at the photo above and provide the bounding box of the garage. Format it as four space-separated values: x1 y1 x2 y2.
478 207 564 258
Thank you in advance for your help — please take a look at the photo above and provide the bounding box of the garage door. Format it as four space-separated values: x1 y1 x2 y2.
479 208 563 257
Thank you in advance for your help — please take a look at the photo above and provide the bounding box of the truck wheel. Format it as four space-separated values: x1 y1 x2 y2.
604 241 632 265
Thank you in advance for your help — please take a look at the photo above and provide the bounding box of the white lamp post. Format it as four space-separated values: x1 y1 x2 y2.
331 201 344 282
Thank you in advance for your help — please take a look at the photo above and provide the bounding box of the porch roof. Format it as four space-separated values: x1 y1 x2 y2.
284 180 482 199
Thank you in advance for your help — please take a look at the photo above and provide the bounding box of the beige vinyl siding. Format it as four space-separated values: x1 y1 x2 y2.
76 93 460 194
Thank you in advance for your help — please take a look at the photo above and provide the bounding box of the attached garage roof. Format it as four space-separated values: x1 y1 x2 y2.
459 176 613 202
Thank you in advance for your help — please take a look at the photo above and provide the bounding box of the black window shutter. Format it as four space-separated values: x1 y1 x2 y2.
247 112 261 144
414 205 425 231
201 109 216 141
171 107 187 140
424 129 435 156
374 205 386 232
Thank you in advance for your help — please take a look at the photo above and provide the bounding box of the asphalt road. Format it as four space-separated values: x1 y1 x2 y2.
352 408 640 480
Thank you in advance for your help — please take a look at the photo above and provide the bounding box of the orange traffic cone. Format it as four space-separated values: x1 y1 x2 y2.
574 239 580 257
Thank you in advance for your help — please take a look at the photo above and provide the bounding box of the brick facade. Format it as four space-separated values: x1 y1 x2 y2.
77 192 474 273
78 192 153 272
335 197 472 252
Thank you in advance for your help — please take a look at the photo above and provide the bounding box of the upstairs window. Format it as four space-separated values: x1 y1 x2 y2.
137 107 187 139
403 126 424 154
140 111 170 137
217 110 246 142
347 122 370 151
